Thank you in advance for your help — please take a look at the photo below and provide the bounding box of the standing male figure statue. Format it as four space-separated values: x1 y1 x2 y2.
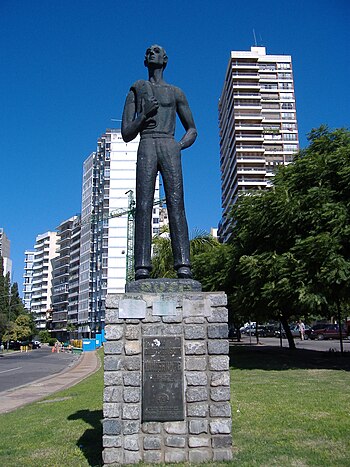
122 45 197 280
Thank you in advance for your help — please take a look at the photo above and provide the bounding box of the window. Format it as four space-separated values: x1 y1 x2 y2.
281 103 294 109
283 133 297 141
277 63 291 70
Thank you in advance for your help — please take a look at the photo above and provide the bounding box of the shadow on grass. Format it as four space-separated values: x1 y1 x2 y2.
68 409 103 467
230 345 350 371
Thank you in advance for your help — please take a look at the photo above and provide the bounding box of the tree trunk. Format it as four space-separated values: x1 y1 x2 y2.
280 313 295 349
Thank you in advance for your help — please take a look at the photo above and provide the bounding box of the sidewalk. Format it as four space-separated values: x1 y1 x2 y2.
0 350 101 414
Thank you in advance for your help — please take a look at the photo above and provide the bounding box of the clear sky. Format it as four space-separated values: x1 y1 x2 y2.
0 0 349 288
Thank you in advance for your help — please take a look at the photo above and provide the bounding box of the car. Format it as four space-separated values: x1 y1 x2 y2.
309 324 348 340
31 341 41 349
275 324 312 339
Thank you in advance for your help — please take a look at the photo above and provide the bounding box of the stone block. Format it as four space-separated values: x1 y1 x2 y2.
210 386 231 402
105 294 122 310
208 339 229 355
103 402 121 418
207 307 229 323
184 341 206 355
213 448 233 461
212 435 232 448
165 436 186 448
122 404 140 420
142 422 161 434
124 341 141 355
102 447 123 464
103 341 123 355
164 449 187 463
123 372 141 386
164 421 187 434
105 324 124 340
105 309 124 324
210 372 230 387
208 324 228 339
104 356 123 371
164 324 183 335
124 435 139 451
123 420 140 435
186 371 208 386
162 314 182 323
143 436 162 450
184 324 206 340
209 355 229 371
187 402 208 417
123 356 141 371
189 419 208 434
123 387 140 403
143 324 165 336
188 436 210 447
185 356 207 371
104 371 123 387
104 387 122 403
210 419 232 434
207 293 227 307
125 324 140 340
184 316 205 324
103 435 122 448
123 450 142 464
144 450 162 463
189 449 212 463
209 402 232 417
186 387 208 402
103 419 122 435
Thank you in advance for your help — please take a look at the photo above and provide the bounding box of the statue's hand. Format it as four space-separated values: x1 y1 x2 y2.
142 96 159 119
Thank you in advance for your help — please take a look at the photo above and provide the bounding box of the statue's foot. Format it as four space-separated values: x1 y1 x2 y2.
135 268 150 280
177 266 193 279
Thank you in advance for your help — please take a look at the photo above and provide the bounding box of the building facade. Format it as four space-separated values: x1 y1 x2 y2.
0 228 12 278
218 46 299 241
51 215 81 340
23 250 35 311
77 128 160 337
30 231 58 330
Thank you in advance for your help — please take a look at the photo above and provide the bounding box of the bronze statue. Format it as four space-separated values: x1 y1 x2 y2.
122 45 197 280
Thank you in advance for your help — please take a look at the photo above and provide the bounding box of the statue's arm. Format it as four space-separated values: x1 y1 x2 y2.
121 91 144 142
176 88 197 150
121 89 159 143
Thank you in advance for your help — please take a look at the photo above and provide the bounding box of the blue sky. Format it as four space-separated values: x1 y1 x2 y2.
0 0 349 288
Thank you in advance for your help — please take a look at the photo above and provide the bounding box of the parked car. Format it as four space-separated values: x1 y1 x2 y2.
310 324 348 340
275 324 312 339
31 341 41 349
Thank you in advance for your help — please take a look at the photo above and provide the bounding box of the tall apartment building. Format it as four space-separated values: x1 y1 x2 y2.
30 231 58 330
77 128 160 337
23 250 35 310
0 228 12 278
51 215 81 340
218 46 299 241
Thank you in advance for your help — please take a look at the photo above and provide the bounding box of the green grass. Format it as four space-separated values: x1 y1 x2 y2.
0 347 349 466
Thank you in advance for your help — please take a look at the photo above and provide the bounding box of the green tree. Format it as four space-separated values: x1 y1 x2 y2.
226 126 350 349
2 314 33 342
151 228 219 279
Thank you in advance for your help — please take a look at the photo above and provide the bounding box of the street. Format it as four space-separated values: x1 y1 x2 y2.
0 347 79 393
234 335 350 352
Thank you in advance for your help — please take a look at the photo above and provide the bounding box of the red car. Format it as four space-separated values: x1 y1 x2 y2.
310 324 348 340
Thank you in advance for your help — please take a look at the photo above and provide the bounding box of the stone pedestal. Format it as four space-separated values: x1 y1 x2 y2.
102 283 233 465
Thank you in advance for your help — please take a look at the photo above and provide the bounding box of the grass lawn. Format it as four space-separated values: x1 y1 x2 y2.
0 346 349 466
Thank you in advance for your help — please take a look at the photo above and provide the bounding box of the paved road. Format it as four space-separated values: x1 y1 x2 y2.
234 335 350 352
0 347 79 393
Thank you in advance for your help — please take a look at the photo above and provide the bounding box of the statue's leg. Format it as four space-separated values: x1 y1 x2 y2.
134 139 157 278
158 138 191 275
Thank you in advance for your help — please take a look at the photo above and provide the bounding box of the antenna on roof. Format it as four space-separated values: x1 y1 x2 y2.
253 29 257 46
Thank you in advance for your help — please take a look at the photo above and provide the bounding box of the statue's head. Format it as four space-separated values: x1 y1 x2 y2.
144 44 168 70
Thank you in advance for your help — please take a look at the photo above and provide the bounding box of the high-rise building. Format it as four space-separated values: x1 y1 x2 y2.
51 215 81 340
0 228 12 278
30 231 58 330
218 46 299 241
23 250 35 310
77 128 160 337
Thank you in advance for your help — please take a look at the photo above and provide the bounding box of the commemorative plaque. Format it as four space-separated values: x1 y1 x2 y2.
142 336 184 422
